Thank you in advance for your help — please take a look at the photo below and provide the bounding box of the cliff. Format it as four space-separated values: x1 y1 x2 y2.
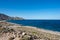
0 13 24 20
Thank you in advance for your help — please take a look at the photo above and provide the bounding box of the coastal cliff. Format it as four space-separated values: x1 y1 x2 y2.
0 13 24 20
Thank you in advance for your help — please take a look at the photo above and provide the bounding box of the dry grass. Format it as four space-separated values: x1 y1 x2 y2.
0 21 60 40
16 27 60 40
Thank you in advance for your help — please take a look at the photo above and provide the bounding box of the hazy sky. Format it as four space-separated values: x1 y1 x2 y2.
0 0 60 19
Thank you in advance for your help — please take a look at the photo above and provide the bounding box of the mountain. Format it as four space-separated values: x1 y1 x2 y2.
0 13 24 20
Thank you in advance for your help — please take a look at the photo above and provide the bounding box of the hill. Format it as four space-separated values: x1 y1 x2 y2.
0 13 24 20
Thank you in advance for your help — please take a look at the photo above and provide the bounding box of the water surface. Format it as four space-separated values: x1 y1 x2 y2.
7 20 60 32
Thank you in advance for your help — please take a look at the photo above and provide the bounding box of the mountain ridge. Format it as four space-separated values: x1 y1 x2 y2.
0 13 24 20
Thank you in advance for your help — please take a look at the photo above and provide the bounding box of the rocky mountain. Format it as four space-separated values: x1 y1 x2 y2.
0 13 24 20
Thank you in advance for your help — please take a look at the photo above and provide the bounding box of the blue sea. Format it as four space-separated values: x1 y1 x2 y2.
7 20 60 32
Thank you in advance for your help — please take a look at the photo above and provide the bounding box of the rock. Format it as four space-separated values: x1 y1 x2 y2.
22 32 26 36
40 39 45 40
9 37 14 40
21 35 32 40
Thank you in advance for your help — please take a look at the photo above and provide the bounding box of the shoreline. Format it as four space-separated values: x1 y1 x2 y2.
0 21 60 40
23 26 60 35
0 21 60 35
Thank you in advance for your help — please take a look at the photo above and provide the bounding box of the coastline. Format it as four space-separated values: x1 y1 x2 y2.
0 21 60 35
24 26 60 35
0 21 60 40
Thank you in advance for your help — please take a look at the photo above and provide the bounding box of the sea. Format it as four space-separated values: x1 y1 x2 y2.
7 20 60 32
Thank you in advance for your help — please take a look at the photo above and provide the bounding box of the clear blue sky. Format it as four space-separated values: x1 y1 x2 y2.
0 0 60 19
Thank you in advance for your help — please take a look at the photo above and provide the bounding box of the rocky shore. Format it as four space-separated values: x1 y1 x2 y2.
0 21 60 40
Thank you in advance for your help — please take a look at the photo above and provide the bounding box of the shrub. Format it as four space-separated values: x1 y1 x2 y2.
9 37 14 40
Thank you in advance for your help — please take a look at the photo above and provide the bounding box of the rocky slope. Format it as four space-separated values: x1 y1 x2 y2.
0 21 60 40
0 13 24 20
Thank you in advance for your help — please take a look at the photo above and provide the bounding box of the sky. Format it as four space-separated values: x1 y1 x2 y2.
0 0 60 19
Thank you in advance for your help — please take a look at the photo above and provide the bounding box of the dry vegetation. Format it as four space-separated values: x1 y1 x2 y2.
0 21 60 40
